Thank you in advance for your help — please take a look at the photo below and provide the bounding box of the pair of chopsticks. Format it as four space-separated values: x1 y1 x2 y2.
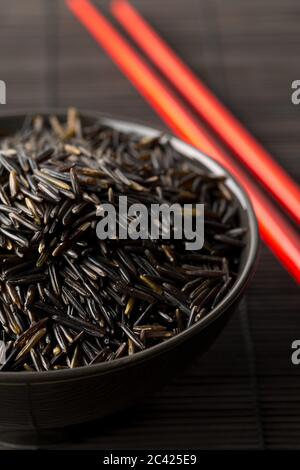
66 0 300 283
113 0 300 226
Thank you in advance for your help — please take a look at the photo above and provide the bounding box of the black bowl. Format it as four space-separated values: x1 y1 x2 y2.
0 111 259 447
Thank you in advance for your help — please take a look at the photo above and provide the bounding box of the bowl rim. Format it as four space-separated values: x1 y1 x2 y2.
0 109 259 383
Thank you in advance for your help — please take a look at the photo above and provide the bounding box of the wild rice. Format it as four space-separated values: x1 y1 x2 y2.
0 109 246 372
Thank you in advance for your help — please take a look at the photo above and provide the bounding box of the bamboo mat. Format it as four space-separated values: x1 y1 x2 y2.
0 0 299 449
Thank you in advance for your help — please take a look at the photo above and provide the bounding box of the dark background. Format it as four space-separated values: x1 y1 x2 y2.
0 0 299 449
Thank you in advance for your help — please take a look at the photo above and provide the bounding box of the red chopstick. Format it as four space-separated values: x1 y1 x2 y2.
66 0 300 283
111 0 300 225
